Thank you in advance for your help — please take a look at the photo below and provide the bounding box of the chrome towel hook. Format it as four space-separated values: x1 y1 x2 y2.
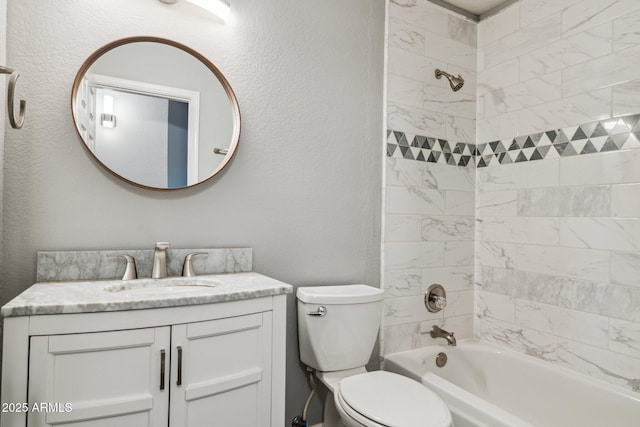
0 65 26 129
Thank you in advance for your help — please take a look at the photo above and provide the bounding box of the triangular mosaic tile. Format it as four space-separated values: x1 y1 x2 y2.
400 145 413 159
393 131 404 144
490 141 506 153
579 122 597 138
561 143 578 157
571 127 588 141
515 151 528 162
600 137 619 152
572 140 588 154
530 133 543 144
611 133 629 149
564 126 578 140
545 144 559 159
522 147 535 160
624 114 640 130
554 142 569 155
610 119 630 135
580 140 597 154
625 133 640 149
501 152 514 164
590 136 608 152
591 122 608 138
443 152 454 165
538 133 552 146
600 119 617 134
515 136 528 149
537 145 551 158
387 113 640 169
530 149 543 161
545 130 557 142
554 130 570 144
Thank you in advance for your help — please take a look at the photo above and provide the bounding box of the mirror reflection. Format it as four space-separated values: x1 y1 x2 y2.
72 37 240 190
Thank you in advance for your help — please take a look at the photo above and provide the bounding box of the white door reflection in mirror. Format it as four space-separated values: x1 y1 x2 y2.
78 74 200 188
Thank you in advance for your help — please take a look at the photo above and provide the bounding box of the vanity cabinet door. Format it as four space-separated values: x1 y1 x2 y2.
169 312 273 427
27 327 171 427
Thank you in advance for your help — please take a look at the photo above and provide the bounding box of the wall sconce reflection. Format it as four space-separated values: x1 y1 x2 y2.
100 95 116 128
159 0 231 22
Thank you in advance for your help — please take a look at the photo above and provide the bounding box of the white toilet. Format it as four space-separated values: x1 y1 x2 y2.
297 285 452 427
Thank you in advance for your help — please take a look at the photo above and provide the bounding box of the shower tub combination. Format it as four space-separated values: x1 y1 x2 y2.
384 341 640 427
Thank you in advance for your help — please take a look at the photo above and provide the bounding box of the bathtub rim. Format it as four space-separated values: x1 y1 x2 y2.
383 339 640 403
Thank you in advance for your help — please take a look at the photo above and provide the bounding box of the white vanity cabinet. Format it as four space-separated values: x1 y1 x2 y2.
28 327 171 426
1 285 288 427
169 312 273 426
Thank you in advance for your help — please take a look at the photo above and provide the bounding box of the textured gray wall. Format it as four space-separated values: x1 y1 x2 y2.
2 0 384 423
0 0 6 322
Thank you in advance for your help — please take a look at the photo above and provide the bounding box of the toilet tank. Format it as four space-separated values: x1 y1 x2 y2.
297 285 384 372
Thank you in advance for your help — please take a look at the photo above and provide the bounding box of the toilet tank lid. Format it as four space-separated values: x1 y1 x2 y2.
297 285 384 304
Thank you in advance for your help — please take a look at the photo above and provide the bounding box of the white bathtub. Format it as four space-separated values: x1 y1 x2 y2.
384 341 640 427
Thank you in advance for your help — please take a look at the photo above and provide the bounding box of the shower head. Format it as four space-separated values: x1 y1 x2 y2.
434 69 464 92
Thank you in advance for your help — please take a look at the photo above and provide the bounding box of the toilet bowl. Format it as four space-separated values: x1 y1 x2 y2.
297 285 452 427
334 371 452 427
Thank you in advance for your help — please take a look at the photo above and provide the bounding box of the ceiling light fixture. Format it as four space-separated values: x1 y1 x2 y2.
159 0 231 22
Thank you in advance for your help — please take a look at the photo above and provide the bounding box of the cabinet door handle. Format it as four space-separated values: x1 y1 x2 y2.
160 349 166 390
177 346 183 386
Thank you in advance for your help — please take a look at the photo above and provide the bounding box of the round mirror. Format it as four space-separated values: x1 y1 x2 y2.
71 37 240 190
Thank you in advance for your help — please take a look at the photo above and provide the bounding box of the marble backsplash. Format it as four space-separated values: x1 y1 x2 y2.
36 248 252 282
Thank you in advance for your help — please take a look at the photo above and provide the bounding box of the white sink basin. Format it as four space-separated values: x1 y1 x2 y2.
104 278 219 294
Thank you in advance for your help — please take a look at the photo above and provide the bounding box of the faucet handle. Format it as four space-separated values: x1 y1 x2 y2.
109 254 138 280
182 252 208 277
425 283 447 313
155 241 170 250
431 295 448 309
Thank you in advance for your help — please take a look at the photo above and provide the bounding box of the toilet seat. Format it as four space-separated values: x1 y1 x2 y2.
336 371 452 427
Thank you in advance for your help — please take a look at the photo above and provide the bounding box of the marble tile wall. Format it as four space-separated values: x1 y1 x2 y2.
383 0 476 354
477 0 640 141
476 0 640 393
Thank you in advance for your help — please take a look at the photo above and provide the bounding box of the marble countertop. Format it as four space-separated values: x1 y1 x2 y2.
1 272 293 317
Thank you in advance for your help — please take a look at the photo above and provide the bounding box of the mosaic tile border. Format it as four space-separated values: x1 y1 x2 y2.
387 113 640 168
386 130 476 167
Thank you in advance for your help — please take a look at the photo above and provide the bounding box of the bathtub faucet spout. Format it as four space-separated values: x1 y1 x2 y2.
430 325 456 346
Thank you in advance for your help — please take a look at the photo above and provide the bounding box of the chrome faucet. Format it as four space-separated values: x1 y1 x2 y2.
430 325 456 346
151 242 170 279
